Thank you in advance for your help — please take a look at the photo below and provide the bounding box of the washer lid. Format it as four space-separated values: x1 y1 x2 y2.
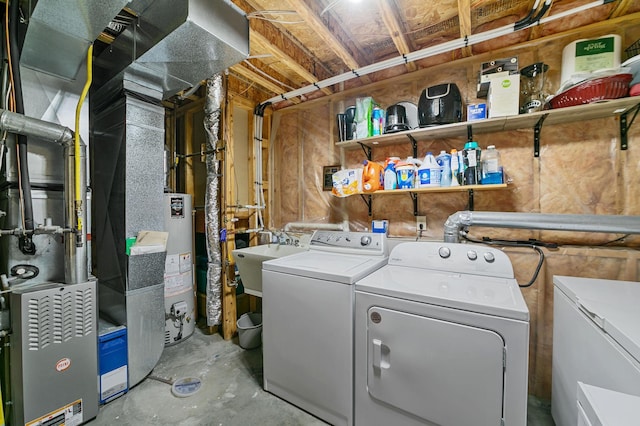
356 265 529 321
263 251 387 284
554 275 640 363
578 382 640 426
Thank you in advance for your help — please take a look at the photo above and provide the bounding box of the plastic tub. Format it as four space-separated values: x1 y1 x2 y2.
237 312 262 349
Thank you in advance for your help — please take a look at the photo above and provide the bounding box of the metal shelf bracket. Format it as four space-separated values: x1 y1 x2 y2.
358 142 372 160
620 104 640 151
407 134 418 158
534 114 548 157
410 192 418 216
360 194 372 216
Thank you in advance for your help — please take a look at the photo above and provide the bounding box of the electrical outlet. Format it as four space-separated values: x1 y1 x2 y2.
416 216 427 233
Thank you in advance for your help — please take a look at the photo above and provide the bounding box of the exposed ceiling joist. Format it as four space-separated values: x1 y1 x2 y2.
250 28 334 96
284 0 372 84
458 0 472 57
609 0 633 18
230 63 301 104
377 0 417 71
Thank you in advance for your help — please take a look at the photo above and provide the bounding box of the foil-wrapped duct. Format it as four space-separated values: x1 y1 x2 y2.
203 75 223 326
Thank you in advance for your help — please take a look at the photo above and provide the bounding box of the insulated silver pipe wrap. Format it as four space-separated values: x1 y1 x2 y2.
0 108 74 143
444 211 640 243
203 75 223 326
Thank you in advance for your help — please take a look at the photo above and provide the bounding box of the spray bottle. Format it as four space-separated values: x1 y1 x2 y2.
436 150 452 187
450 149 460 186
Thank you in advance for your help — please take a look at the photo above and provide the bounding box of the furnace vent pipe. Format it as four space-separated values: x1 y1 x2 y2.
0 109 74 143
444 211 640 243
0 109 87 284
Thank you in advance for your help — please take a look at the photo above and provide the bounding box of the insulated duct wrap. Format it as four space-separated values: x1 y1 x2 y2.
203 75 223 326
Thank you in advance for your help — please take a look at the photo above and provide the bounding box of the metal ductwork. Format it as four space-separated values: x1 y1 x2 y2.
21 0 130 79
444 211 640 243
94 0 249 99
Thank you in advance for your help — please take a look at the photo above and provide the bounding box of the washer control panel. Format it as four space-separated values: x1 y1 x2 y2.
310 231 387 255
390 241 514 278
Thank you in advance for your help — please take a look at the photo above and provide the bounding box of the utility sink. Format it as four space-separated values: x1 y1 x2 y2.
232 244 308 297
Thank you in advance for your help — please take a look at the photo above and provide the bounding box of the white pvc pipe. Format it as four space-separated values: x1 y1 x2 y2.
284 222 348 232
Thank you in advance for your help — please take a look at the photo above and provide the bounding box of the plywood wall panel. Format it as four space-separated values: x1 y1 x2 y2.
267 21 640 401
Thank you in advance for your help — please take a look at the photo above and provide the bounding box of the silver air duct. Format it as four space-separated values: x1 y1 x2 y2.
0 109 87 284
21 0 130 79
444 211 640 243
94 0 249 99
203 75 223 326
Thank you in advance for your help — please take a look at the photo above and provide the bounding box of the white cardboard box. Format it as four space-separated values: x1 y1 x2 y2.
488 74 520 118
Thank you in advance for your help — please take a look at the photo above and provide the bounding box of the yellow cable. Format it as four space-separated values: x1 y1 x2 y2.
74 43 93 233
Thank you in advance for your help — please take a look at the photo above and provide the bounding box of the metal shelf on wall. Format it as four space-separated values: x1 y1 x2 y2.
336 97 640 156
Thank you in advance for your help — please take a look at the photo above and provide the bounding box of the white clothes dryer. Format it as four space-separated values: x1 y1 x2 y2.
262 231 388 426
354 241 530 426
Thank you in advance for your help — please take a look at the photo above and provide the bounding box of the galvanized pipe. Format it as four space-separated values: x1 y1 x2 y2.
0 109 74 143
444 211 640 243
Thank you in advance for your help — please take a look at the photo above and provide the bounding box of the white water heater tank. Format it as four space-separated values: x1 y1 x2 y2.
163 193 196 346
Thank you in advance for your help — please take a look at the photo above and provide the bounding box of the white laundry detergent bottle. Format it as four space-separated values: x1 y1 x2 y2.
417 152 440 187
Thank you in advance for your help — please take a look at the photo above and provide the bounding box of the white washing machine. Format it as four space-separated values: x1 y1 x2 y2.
577 382 640 426
262 230 388 426
552 276 640 426
354 241 530 426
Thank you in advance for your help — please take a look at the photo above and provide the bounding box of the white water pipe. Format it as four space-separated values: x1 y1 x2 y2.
284 221 349 232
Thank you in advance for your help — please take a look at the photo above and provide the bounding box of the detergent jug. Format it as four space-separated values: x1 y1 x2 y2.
362 160 385 192
383 157 400 190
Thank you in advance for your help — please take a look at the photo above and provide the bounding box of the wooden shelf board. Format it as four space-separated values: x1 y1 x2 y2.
335 183 507 197
335 97 640 151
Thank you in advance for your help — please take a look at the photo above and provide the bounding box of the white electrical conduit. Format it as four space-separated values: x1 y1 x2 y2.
261 0 609 105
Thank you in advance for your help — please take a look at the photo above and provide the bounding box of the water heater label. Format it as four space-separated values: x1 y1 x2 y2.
170 196 185 218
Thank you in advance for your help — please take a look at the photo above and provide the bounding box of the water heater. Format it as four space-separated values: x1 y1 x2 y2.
163 194 196 345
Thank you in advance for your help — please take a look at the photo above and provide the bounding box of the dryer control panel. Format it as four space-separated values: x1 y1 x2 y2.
388 241 514 278
309 231 387 256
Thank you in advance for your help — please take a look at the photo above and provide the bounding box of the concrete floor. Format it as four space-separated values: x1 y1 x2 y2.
88 324 554 426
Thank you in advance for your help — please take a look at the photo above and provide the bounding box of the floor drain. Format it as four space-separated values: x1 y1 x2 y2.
171 377 202 397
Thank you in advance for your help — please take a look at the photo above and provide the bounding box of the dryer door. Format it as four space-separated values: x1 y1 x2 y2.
366 306 505 426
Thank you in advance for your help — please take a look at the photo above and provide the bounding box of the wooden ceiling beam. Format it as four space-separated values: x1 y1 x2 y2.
233 0 334 97
377 0 416 72
608 0 633 18
230 62 301 104
282 0 371 83
458 0 473 57
249 29 333 96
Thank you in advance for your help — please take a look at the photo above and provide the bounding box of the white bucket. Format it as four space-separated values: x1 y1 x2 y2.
237 312 262 349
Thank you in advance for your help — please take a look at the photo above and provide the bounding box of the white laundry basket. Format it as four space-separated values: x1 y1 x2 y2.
237 312 262 349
